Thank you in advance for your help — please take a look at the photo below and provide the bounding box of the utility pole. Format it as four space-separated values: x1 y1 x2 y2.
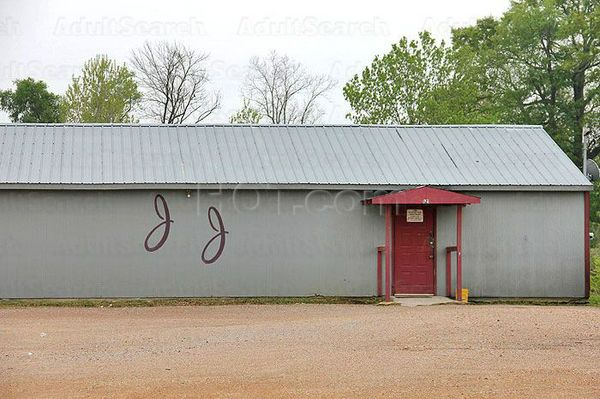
583 126 588 178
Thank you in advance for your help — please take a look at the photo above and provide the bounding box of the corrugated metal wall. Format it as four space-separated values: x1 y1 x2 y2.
0 189 585 298
436 192 585 297
0 189 383 298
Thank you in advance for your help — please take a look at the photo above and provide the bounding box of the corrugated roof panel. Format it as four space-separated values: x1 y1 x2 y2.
318 126 343 183
0 124 590 189
154 127 168 182
279 127 304 183
156 125 168 182
495 127 524 183
7 125 23 183
73 127 82 183
430 127 467 184
364 126 395 184
391 129 420 185
507 127 552 185
127 126 140 183
391 126 421 184
208 126 230 183
472 126 509 184
229 126 253 183
150 126 165 183
104 127 112 183
406 126 441 184
361 128 394 184
293 126 321 183
301 126 323 183
469 126 508 185
136 126 149 183
284 125 312 183
434 128 474 184
17 126 31 182
316 126 344 183
534 127 580 183
268 126 294 183
522 128 560 184
457 127 489 184
278 127 302 183
55 126 65 183
242 127 266 183
498 128 537 184
194 126 216 184
292 125 323 183
337 126 363 184
286 127 312 183
120 126 133 183
234 125 255 183
175 126 193 183
168 126 185 183
90 126 102 183
209 126 230 183
40 126 53 183
179 126 194 183
451 127 487 185
413 128 441 184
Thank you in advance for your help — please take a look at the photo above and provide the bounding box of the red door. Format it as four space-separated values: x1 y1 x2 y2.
393 207 435 295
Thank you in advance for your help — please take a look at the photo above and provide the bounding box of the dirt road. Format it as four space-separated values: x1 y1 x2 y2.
1 304 599 398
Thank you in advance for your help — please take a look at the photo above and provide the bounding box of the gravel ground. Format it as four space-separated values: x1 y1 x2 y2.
1 304 599 398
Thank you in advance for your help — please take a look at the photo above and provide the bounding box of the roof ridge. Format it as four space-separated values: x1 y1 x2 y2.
0 123 544 129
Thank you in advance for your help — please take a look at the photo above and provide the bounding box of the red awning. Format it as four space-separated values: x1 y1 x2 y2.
363 186 480 205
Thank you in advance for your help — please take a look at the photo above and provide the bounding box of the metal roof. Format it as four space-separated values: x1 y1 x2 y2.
0 124 591 190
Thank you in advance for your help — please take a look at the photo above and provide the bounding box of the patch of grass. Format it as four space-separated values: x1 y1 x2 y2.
591 248 600 306
0 296 381 308
469 298 587 306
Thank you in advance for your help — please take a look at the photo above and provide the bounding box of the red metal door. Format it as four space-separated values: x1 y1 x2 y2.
393 207 435 295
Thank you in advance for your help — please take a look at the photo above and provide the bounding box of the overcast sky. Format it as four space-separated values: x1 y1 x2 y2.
0 0 510 123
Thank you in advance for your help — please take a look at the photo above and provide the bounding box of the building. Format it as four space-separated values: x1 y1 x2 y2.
0 124 592 299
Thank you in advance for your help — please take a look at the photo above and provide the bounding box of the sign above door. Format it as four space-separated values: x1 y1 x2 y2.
406 209 424 223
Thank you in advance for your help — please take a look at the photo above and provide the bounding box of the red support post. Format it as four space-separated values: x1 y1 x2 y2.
376 246 384 297
446 249 452 297
585 191 590 299
385 206 393 302
445 246 456 298
456 205 463 302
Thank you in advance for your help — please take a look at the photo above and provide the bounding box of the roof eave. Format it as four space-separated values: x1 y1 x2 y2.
0 183 592 192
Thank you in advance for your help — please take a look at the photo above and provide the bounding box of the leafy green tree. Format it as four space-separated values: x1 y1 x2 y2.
230 100 262 123
0 78 61 123
343 32 494 125
62 55 141 123
346 1 599 167
453 0 600 166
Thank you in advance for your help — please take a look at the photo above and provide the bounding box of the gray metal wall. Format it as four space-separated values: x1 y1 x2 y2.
436 191 585 297
0 189 586 298
0 189 384 298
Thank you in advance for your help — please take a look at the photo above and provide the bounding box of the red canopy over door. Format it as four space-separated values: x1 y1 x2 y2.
363 186 480 302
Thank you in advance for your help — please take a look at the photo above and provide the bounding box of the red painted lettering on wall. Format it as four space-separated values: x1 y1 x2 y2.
144 194 174 252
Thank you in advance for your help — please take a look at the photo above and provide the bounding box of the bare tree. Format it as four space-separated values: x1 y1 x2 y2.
236 51 336 124
131 41 220 124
